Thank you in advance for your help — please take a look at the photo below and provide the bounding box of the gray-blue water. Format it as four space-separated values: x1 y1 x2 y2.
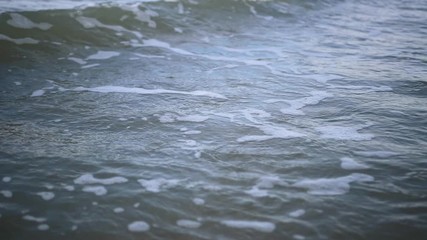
1 0 427 239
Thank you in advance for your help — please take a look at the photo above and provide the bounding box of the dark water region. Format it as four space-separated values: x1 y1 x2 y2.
1 0 427 239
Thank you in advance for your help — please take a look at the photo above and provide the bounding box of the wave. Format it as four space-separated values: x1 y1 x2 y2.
0 0 340 50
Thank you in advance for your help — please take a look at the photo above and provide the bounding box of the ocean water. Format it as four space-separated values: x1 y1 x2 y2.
0 0 427 239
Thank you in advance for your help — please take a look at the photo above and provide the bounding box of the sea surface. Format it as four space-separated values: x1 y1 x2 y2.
0 0 427 239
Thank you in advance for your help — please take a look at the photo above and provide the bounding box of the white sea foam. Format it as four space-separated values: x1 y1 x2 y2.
220 220 276 233
63 185 75 191
14 81 22 86
2 177 11 182
177 219 201 228
37 192 55 200
7 13 52 30
138 178 180 193
183 130 202 135
265 91 332 115
23 215 47 223
159 114 209 123
293 173 374 195
207 64 239 74
340 157 369 170
128 221 150 232
245 175 286 197
176 115 210 122
0 34 39 45
74 174 128 185
30 89 45 97
192 198 205 205
294 234 306 240
75 16 143 38
245 187 268 198
353 151 399 158
114 207 124 213
133 53 165 59
241 108 271 124
329 85 393 93
82 186 107 196
289 209 306 218
316 126 374 141
86 51 120 60
37 224 50 231
72 85 227 99
237 125 305 143
117 3 158 28
159 113 175 123
143 39 194 55
282 73 342 83
0 1 99 12
81 63 100 69
256 175 285 188
67 57 87 65
1 189 13 198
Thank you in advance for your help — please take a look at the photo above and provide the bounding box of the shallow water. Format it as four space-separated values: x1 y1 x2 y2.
1 0 427 239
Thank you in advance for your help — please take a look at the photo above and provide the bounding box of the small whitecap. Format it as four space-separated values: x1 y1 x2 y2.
81 63 100 69
114 207 124 213
7 13 52 30
316 126 374 141
192 198 205 205
37 192 55 200
1 190 13 198
220 220 276 233
245 187 268 198
2 177 11 182
293 234 305 240
128 221 150 232
289 209 305 218
68 57 87 65
353 151 399 158
82 186 107 196
176 219 201 229
23 215 46 223
31 89 45 97
37 224 49 231
176 115 209 122
74 174 128 185
293 173 374 195
340 157 369 170
138 178 179 193
64 185 75 191
183 130 202 135
86 51 120 60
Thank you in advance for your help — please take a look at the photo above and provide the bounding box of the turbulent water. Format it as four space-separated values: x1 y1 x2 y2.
1 0 427 239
